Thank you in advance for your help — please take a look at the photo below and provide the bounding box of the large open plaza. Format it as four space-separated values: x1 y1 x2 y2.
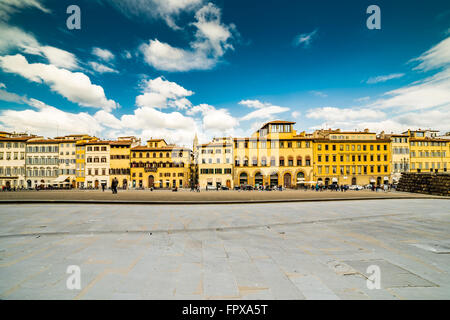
0 198 449 299
0 189 440 203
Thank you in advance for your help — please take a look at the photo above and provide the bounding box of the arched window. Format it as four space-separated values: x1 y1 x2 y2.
297 156 302 166
252 156 258 166
239 172 248 185
279 157 285 166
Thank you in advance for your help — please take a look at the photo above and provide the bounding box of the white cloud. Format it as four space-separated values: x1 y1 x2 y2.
410 36 450 71
0 54 118 111
368 69 450 111
0 0 50 21
89 61 119 74
0 100 103 138
293 29 318 48
92 47 115 61
140 3 236 72
239 100 290 121
104 0 204 29
367 73 404 84
0 87 27 104
187 103 238 132
306 107 385 122
291 111 301 118
355 96 370 102
39 46 78 70
0 23 79 70
136 76 193 109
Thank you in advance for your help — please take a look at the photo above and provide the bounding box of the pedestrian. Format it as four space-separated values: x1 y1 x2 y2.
102 183 105 192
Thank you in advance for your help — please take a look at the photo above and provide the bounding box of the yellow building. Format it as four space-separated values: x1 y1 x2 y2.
75 136 97 188
197 137 234 189
406 130 450 173
109 136 140 189
130 139 191 189
312 129 391 186
233 121 314 188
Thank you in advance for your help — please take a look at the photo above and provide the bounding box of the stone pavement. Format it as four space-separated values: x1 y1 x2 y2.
0 189 439 203
0 199 449 299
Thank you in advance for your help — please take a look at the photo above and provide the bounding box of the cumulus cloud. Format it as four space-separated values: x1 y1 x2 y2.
293 29 318 48
92 47 115 62
140 3 237 71
366 73 404 84
239 100 290 121
0 0 50 21
136 76 193 109
0 100 103 138
0 54 118 111
0 23 79 70
187 103 238 133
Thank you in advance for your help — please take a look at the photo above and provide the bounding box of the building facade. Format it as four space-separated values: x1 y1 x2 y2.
109 136 140 189
0 136 29 189
312 129 391 186
26 139 61 188
406 130 449 173
130 139 191 189
233 121 314 188
385 133 410 183
198 137 234 189
85 141 110 189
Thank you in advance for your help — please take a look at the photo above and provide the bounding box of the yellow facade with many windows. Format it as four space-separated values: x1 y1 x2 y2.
109 137 140 189
233 121 314 188
130 139 191 189
313 129 391 186
406 130 450 173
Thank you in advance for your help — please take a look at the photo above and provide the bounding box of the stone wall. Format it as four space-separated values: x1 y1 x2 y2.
397 173 450 196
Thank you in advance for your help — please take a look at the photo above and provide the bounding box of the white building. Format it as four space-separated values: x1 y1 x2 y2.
85 141 110 189
0 136 30 189
26 139 61 188
57 138 77 188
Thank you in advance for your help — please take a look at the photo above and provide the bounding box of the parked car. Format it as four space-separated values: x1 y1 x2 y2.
349 185 363 190
220 185 229 190
206 184 217 190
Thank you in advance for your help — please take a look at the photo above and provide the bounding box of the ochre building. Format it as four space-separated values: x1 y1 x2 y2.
130 139 191 189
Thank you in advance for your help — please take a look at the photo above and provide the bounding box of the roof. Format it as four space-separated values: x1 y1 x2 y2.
27 139 65 144
85 140 111 145
410 137 450 142
147 139 165 142
131 146 191 152
110 140 132 146
0 136 34 142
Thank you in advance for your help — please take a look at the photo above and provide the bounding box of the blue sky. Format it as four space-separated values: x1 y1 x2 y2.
0 0 449 146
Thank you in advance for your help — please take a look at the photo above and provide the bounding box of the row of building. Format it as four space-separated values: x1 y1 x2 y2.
1 120 449 190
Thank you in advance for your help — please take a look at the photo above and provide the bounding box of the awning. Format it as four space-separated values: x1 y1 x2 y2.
370 179 376 183
297 178 305 182
52 176 70 183
332 178 338 182
383 176 389 180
